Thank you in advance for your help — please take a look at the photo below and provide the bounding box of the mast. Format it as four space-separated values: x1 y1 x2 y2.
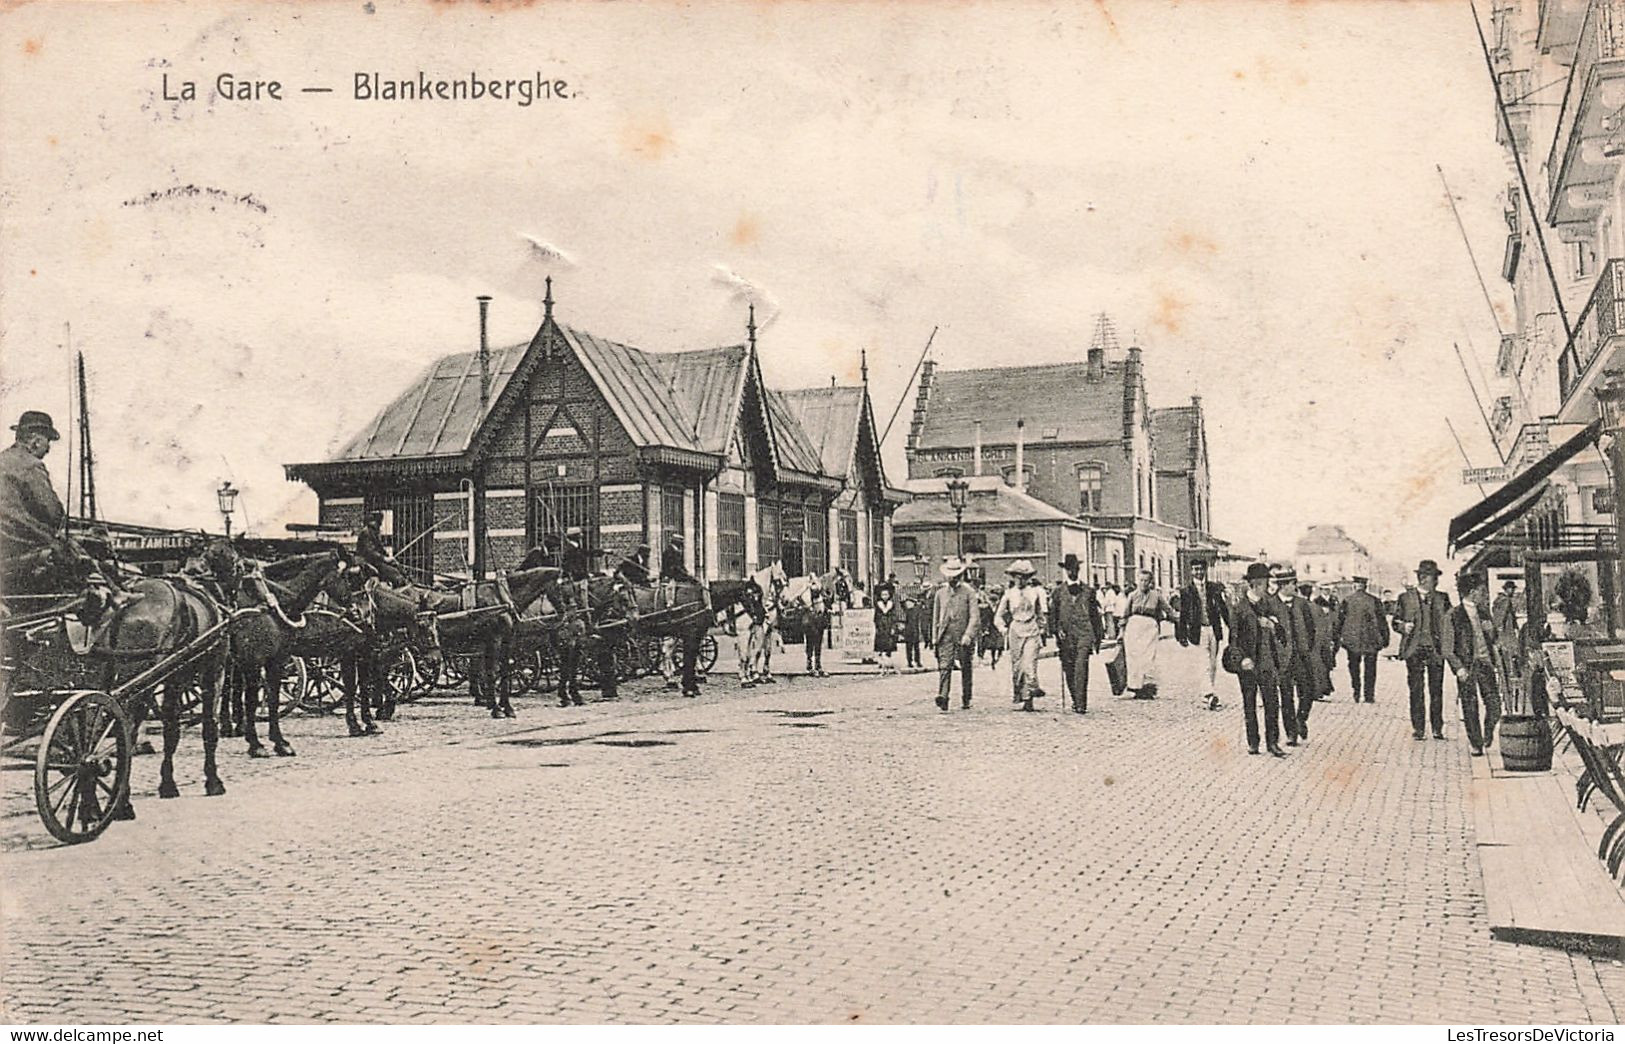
77 351 97 520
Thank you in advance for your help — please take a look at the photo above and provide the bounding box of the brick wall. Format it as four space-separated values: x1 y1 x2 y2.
319 499 364 532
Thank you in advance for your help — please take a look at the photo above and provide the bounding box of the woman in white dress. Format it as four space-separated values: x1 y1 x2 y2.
1122 569 1175 698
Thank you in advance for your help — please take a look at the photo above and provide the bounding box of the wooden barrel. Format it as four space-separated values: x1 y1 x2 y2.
1499 714 1553 773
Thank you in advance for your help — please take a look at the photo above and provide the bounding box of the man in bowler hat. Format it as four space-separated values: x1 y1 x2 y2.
1393 559 1454 741
1233 562 1290 757
0 411 65 567
1049 552 1103 714
1447 570 1503 756
1334 575 1389 702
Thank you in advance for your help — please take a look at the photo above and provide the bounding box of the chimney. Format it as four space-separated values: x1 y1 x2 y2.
1014 418 1026 494
1087 345 1104 380
477 295 493 413
1122 342 1143 446
973 419 983 476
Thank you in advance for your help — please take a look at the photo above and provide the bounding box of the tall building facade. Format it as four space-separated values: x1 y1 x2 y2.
1465 0 1621 551
901 315 1225 589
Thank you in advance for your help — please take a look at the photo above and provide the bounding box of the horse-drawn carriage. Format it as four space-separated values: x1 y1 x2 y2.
1 584 240 844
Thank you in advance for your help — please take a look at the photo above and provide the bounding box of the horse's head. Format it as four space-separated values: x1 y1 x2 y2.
200 538 245 585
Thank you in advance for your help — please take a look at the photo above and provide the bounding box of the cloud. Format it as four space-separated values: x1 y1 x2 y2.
710 264 781 329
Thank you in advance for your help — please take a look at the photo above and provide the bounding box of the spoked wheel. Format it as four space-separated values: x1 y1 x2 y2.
277 657 309 717
508 649 545 696
35 690 132 845
699 633 719 674
384 646 422 704
437 654 471 690
533 647 559 694
300 656 346 714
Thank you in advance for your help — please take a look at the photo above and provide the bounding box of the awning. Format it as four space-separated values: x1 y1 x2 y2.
1447 419 1603 553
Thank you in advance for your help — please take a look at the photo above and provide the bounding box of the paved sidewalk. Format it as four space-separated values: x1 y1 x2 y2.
2 645 1622 1023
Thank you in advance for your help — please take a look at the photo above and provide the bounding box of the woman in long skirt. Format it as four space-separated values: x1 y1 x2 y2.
1122 570 1174 698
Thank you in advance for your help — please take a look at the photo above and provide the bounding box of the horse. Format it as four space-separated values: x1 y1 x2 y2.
210 546 344 757
622 573 714 699
543 571 638 705
709 563 788 685
410 566 558 718
303 560 446 735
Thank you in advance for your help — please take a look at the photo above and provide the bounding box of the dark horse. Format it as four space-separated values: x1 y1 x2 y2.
10 535 237 811
541 571 637 706
311 563 444 735
411 566 558 718
623 578 713 699
208 545 344 757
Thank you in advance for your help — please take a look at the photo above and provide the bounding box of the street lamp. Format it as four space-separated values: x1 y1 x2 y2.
946 478 970 559
217 481 239 539
1176 530 1189 585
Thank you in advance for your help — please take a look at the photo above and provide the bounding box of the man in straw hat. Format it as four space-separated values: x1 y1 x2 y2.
1393 558 1454 741
930 556 980 711
1176 556 1229 712
995 559 1049 712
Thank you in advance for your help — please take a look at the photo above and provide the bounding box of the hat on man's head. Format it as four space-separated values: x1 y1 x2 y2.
1351 575 1370 584
1058 552 1081 571
1244 563 1273 582
940 557 967 578
669 532 685 545
1502 579 1518 591
1005 559 1036 577
1416 559 1442 578
1270 564 1297 583
1456 569 1487 597
635 543 651 555
10 411 59 440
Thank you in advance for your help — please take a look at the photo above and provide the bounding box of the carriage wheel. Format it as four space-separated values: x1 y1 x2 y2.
699 634 719 674
615 641 640 683
35 691 132 845
300 656 346 714
437 654 470 689
508 649 544 696
384 647 420 703
277 657 309 717
534 646 559 694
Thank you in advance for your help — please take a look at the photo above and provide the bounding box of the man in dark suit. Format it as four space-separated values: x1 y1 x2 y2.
1233 562 1290 757
661 532 694 582
1049 553 1103 714
1446 570 1503 756
356 510 409 587
1334 575 1390 703
1177 556 1230 712
1393 559 1454 741
616 543 653 586
1272 566 1318 743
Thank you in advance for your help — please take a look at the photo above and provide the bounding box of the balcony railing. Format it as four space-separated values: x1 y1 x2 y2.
1558 257 1625 404
1548 0 1625 200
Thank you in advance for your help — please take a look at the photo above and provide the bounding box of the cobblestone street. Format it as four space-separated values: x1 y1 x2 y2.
2 642 1622 1024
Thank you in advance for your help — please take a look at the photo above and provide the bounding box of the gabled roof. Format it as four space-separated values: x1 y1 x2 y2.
329 343 527 462
774 386 863 479
913 360 1129 450
1150 405 1199 473
895 475 1085 527
288 311 903 498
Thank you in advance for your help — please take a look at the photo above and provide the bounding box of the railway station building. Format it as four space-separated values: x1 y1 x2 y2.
284 286 906 585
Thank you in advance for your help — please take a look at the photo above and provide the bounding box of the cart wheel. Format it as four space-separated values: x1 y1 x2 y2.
534 647 559 694
700 634 719 674
385 647 422 704
514 649 549 695
437 654 470 689
301 656 346 713
278 657 309 716
35 691 132 845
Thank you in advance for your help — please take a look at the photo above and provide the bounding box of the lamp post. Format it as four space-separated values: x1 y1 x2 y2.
1176 530 1189 586
217 481 239 539
1595 369 1624 628
946 478 970 559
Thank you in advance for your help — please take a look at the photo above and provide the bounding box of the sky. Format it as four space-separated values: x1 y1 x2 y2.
0 0 1517 568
